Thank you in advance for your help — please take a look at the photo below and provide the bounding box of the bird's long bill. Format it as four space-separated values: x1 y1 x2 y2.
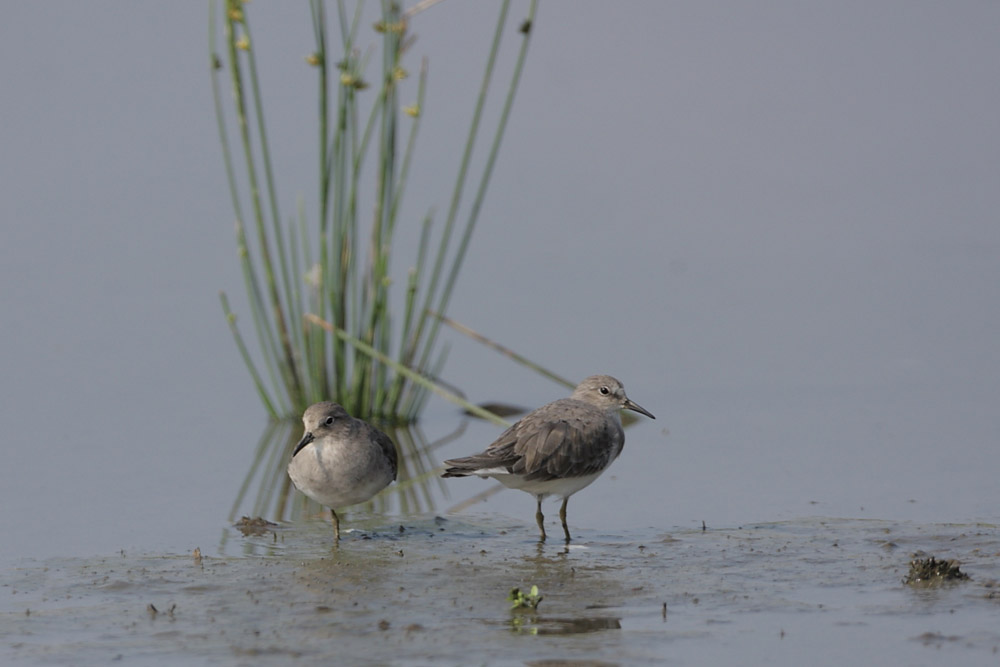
291 431 314 458
623 398 655 420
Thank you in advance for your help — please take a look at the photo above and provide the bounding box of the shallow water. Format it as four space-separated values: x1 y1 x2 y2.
4 517 998 665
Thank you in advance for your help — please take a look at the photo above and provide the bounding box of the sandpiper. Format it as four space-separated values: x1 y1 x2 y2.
442 375 655 542
288 402 399 540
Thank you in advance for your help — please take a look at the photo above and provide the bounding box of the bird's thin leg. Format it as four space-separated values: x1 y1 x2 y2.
535 497 547 541
331 509 341 541
559 498 571 543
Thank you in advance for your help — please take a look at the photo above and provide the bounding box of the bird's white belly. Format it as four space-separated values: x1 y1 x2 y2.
489 470 604 500
287 441 392 509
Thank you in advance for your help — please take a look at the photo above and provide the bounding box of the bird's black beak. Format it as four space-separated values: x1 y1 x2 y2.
623 398 655 420
291 431 314 458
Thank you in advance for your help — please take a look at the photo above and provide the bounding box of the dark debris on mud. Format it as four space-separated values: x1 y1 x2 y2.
904 553 971 587
234 516 280 537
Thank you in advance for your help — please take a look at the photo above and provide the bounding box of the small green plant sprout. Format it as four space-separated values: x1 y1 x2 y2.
508 585 542 610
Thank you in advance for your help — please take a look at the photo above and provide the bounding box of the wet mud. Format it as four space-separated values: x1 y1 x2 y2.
3 517 999 665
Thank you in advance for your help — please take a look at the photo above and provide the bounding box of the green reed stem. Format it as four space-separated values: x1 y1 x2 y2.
226 2 303 408
219 292 279 417
410 0 537 382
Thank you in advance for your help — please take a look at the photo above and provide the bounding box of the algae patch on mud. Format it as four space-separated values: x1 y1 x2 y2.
904 554 971 587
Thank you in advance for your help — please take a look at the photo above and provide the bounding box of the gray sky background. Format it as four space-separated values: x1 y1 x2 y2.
1 2 998 560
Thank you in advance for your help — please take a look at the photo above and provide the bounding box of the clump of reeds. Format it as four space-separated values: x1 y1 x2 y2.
210 0 537 423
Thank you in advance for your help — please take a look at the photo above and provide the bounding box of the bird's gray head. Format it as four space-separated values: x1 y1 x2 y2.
571 375 656 419
292 402 351 458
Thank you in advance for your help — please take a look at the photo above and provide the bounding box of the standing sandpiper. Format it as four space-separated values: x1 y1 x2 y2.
288 402 399 540
442 375 654 542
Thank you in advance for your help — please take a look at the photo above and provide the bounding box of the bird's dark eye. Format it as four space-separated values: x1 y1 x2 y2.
599 386 610 395
324 416 335 426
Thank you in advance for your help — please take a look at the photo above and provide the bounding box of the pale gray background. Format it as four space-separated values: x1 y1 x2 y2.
2 2 998 563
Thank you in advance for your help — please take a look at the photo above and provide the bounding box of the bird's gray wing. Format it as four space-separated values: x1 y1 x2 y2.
442 422 522 475
368 425 399 480
511 405 624 481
